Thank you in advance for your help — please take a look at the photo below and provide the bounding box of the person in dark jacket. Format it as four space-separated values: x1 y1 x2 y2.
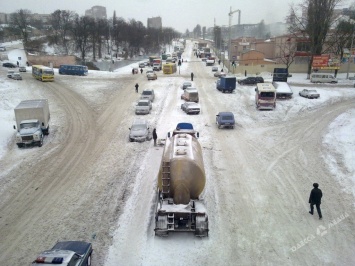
191 72 194 81
152 128 157 146
135 83 139 93
309 183 323 219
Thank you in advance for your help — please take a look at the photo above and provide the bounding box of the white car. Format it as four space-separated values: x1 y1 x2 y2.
147 71 157 80
135 99 152 115
12 73 22 80
129 119 151 142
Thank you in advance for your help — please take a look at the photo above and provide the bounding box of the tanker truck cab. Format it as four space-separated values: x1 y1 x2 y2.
168 122 199 138
255 83 276 110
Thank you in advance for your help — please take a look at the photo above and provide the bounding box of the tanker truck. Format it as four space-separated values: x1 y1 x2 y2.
154 123 209 237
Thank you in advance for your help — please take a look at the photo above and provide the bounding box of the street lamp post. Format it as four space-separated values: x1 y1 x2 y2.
228 7 240 73
346 29 355 79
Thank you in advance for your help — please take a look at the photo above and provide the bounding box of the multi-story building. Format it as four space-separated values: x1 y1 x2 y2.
85 6 107 20
147 16 162 29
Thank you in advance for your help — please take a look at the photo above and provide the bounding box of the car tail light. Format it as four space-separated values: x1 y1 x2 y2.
35 256 63 264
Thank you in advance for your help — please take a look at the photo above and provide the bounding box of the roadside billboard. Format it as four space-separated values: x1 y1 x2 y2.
312 54 340 70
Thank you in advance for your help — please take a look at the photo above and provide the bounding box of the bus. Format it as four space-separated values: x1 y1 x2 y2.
59 65 88 76
163 63 177 74
32 65 54 82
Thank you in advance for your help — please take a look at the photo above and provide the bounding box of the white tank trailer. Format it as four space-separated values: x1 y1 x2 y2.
154 124 208 237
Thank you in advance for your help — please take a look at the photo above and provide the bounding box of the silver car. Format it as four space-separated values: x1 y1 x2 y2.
129 119 151 142
135 99 152 115
12 73 22 80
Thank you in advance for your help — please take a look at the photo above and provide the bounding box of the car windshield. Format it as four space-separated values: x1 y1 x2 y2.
44 70 54 75
20 122 38 128
138 101 148 106
132 124 146 130
308 90 317 93
142 91 152 95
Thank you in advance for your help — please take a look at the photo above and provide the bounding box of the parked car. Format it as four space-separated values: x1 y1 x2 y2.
3 62 16 68
0 46 6 51
212 66 218 72
7 70 15 78
181 87 199 103
216 112 235 129
129 119 152 142
181 101 201 114
299 89 320 99
214 71 226 78
19 66 27 72
12 73 22 80
147 71 157 80
139 62 145 68
181 81 192 90
135 99 152 115
141 89 155 102
238 76 264 85
32 241 93 266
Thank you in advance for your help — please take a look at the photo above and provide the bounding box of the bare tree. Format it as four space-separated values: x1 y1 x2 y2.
49 10 76 54
71 15 95 62
287 0 342 78
276 36 298 71
9 9 32 48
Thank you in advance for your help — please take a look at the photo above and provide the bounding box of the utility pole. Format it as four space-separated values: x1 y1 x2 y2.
347 25 355 79
228 7 240 73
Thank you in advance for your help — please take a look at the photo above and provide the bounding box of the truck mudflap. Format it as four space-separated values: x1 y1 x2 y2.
154 195 209 237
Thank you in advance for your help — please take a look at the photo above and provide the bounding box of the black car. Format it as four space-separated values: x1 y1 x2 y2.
32 241 93 266
238 76 264 85
2 62 17 68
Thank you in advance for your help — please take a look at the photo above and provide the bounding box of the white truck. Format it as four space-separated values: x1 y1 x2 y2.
13 99 50 148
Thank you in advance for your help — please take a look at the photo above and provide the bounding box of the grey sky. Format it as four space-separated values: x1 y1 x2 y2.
0 0 351 32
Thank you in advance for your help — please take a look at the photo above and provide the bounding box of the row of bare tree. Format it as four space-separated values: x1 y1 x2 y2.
5 9 181 62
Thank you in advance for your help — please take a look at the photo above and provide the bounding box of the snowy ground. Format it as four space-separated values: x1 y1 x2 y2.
0 40 354 265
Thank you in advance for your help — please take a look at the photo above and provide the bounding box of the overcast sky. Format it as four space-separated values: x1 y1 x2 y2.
0 0 352 32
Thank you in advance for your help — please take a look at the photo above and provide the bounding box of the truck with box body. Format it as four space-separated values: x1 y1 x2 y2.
272 68 293 99
216 76 236 93
255 83 276 110
13 99 50 148
153 58 162 71
154 123 208 237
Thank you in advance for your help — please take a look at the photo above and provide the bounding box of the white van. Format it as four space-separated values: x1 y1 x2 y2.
310 73 337 83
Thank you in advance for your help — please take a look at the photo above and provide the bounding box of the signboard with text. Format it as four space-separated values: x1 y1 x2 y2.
312 55 340 70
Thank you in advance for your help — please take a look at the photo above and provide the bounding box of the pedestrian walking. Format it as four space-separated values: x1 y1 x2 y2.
152 128 158 146
218 59 221 65
135 83 139 93
191 72 194 81
17 61 19 67
309 183 323 219
140 68 143 74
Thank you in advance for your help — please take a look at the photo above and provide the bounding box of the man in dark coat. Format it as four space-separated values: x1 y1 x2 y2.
309 183 323 219
191 72 194 81
152 128 157 146
135 83 139 93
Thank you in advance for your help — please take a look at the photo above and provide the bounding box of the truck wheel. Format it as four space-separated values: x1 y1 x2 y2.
223 90 225 93
87 255 91 266
17 143 23 148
